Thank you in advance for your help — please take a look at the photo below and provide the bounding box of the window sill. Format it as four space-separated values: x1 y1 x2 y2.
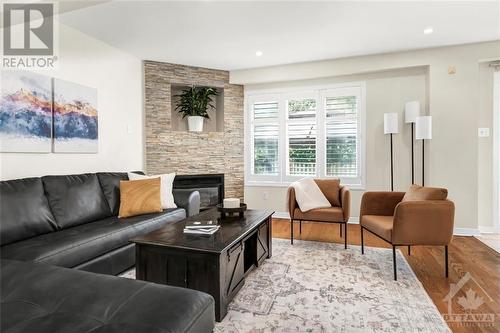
245 181 366 191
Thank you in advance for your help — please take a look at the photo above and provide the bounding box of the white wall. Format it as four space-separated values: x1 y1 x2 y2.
477 63 496 231
233 41 500 232
244 68 427 218
0 23 143 180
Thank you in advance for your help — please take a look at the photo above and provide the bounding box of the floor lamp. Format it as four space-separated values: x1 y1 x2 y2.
405 101 420 184
415 116 432 186
416 116 432 186
384 113 399 191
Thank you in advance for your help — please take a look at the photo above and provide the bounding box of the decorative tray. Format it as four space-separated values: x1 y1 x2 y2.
216 203 247 218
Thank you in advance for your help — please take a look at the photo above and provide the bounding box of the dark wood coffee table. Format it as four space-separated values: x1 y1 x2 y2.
131 208 274 321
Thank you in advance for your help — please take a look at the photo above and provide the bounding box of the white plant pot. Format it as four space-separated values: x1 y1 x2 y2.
187 116 204 132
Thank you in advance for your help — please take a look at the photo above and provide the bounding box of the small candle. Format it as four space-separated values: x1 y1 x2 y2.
223 198 240 209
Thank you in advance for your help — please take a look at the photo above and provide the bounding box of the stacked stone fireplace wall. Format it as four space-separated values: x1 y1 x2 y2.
144 61 244 200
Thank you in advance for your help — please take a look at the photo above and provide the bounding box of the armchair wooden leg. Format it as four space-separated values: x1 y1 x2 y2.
290 219 294 245
445 245 449 278
299 220 302 234
340 223 342 237
393 245 397 281
361 226 364 254
408 246 411 256
344 223 347 249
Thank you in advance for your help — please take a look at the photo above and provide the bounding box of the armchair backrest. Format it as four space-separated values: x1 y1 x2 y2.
314 179 341 207
401 184 448 202
287 178 344 213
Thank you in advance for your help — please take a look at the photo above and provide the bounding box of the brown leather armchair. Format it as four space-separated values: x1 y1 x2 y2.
360 186 455 280
287 179 350 247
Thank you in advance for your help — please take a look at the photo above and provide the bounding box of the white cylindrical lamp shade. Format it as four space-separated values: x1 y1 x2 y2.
384 113 399 134
416 116 432 140
405 101 420 123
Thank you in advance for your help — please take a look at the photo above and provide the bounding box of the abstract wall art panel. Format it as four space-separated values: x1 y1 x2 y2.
0 71 53 152
53 78 98 153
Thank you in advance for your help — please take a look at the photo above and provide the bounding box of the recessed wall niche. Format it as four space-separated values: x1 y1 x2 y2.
170 84 224 132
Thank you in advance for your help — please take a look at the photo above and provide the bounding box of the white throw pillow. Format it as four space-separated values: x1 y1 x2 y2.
127 172 177 209
291 178 331 212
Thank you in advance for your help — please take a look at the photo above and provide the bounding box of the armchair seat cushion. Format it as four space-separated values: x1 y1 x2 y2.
361 215 393 242
293 207 344 222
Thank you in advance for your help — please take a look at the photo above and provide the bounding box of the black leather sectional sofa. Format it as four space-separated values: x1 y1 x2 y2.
0 172 215 333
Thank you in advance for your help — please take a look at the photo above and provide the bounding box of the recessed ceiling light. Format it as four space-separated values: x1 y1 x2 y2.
255 50 263 57
423 27 434 35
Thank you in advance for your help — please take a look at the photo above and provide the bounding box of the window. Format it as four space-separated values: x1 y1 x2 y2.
248 95 281 181
323 89 360 178
287 97 317 176
246 84 365 188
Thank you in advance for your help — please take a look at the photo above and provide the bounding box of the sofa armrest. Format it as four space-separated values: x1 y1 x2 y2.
360 191 405 219
340 186 350 222
172 190 200 217
393 200 455 246
287 187 297 219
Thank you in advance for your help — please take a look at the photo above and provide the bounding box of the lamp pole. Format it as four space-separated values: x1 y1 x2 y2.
416 116 432 187
384 113 398 191
422 139 425 186
390 133 394 191
411 123 414 184
405 101 420 185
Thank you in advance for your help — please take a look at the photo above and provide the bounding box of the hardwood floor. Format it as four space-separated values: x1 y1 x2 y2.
272 218 500 333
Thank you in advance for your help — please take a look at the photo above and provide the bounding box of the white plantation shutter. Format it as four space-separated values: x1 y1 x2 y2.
325 95 358 177
246 84 364 187
251 100 279 176
287 98 316 176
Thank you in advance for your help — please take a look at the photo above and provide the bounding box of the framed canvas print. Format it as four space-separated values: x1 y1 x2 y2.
0 71 52 152
53 78 98 153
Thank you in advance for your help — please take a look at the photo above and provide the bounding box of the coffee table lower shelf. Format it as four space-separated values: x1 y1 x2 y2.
134 212 272 322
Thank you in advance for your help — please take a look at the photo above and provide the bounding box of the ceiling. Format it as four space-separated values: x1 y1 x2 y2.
59 1 500 70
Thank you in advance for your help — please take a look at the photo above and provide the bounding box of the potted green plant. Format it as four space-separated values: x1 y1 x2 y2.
175 86 218 132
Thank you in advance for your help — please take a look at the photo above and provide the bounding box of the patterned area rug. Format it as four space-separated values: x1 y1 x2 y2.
122 238 450 332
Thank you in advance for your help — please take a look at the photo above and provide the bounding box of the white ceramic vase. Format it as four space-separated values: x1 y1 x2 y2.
187 116 204 132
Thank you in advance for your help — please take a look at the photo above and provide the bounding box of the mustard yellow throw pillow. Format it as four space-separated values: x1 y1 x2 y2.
118 178 162 218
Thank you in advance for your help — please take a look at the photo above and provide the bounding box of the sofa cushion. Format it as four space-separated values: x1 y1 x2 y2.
1 259 215 333
42 174 112 229
402 184 448 202
361 215 394 242
1 208 186 268
0 178 57 245
128 172 177 209
97 172 129 215
118 178 163 218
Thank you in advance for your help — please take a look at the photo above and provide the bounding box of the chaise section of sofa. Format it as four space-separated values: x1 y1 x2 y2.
1 259 215 333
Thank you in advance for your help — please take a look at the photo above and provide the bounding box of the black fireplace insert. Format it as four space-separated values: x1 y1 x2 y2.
173 174 224 210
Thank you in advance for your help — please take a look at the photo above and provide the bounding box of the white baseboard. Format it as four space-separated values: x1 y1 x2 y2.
271 212 290 219
272 212 480 236
478 226 500 234
273 212 359 224
453 228 481 236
